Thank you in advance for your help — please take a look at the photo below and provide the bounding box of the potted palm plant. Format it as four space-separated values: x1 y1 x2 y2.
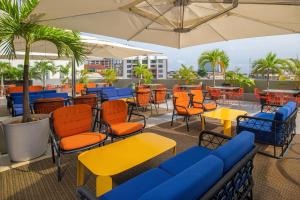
0 0 85 161
174 64 198 85
134 61 148 85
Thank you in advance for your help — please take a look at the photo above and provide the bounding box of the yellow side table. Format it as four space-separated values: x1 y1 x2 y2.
77 133 176 197
201 108 247 136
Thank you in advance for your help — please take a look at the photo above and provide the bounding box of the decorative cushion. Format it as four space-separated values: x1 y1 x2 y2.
139 155 224 200
212 131 254 173
159 146 211 175
100 168 171 200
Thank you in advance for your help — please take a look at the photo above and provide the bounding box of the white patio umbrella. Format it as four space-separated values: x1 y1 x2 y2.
30 0 300 48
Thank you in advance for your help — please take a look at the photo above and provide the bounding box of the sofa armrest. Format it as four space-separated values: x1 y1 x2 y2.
201 146 258 200
77 187 97 200
198 130 231 149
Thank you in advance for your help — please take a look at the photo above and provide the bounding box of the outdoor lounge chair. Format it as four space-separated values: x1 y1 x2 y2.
171 91 203 131
237 102 297 158
127 88 152 117
50 104 107 181
151 88 168 114
73 94 100 130
33 98 65 114
101 100 146 142
190 89 217 111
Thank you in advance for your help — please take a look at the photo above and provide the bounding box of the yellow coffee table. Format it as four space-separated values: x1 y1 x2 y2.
77 132 176 197
201 108 247 136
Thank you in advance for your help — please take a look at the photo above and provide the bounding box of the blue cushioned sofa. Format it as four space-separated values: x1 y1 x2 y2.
86 87 134 101
10 91 69 116
237 102 297 158
77 131 258 200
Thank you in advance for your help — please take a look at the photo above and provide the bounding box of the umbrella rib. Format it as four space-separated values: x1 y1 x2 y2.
145 0 177 28
37 9 120 22
231 12 298 33
206 23 227 41
127 6 174 41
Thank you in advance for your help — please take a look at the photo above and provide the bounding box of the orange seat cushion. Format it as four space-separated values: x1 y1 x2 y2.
60 132 106 150
204 102 217 111
110 122 144 136
178 108 203 115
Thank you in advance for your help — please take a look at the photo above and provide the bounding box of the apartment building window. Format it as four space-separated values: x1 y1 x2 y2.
158 70 163 73
150 65 156 68
142 60 147 64
127 60 132 64
158 59 164 63
127 65 132 69
158 74 164 78
127 70 132 73
158 64 163 68
150 60 156 64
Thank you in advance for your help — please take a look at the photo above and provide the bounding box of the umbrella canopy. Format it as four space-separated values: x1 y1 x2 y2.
12 35 159 59
0 51 67 60
30 0 300 48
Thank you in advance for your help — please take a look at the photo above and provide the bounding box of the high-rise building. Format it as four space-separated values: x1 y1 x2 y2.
85 55 168 79
123 55 168 79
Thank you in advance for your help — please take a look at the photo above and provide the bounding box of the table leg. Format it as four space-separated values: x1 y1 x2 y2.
96 176 113 197
223 120 232 136
77 161 85 186
201 116 205 130
172 146 176 155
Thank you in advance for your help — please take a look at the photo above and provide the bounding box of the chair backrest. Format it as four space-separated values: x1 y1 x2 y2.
190 89 203 103
43 92 69 99
76 83 85 94
101 100 128 125
86 82 96 88
73 94 97 108
136 89 151 106
34 98 65 114
52 104 92 138
153 88 167 104
172 85 182 93
29 85 43 92
173 92 190 112
7 86 23 94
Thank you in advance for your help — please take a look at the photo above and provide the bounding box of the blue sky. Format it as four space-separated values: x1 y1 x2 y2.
85 33 300 74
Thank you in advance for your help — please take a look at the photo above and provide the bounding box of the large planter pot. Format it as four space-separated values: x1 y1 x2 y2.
3 114 50 162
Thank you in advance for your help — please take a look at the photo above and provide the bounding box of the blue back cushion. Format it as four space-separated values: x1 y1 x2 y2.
285 101 296 115
13 94 43 104
10 92 23 97
139 155 224 200
101 89 117 98
100 168 171 200
30 94 43 103
43 92 68 99
274 107 289 121
13 96 23 104
87 87 101 92
116 88 133 96
212 131 254 173
41 90 57 94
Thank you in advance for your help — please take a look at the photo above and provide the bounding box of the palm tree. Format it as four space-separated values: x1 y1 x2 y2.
102 68 117 86
0 0 86 122
198 49 229 86
77 69 89 85
288 58 300 80
143 69 153 84
0 62 13 95
59 63 71 85
134 62 148 85
174 64 198 85
252 52 290 89
31 61 57 88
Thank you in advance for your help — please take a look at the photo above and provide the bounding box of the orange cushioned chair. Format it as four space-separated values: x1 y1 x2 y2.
73 94 100 130
127 88 152 117
33 98 65 114
101 100 146 142
171 92 203 131
190 89 217 111
50 104 107 181
151 88 168 114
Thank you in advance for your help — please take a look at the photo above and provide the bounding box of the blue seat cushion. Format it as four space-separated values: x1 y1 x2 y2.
100 168 171 200
254 112 275 120
159 146 211 175
212 131 254 173
13 107 23 116
116 88 133 96
139 155 224 200
101 89 118 99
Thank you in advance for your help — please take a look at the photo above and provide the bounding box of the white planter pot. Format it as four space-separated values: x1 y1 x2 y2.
3 114 50 162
